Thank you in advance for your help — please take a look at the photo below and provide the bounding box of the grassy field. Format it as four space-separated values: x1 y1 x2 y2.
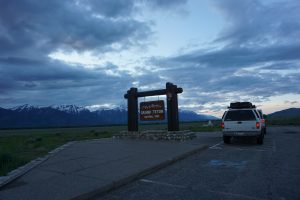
0 129 112 176
0 121 220 176
2 119 297 176
267 117 300 126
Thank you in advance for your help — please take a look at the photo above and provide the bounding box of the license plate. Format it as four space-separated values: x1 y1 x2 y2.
234 132 244 135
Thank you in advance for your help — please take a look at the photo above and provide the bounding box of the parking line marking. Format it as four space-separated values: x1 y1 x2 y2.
207 189 268 200
208 160 247 170
209 141 223 149
140 179 187 189
229 147 268 152
209 139 274 152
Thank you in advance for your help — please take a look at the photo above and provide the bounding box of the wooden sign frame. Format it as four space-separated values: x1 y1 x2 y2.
124 82 183 131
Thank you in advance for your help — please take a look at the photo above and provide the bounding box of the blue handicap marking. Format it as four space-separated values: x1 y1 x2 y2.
208 160 247 170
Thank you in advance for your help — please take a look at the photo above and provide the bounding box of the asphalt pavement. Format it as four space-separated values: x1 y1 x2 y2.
1 127 298 200
98 126 300 200
0 133 220 200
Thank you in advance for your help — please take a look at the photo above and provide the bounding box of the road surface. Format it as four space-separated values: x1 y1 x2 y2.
99 126 300 200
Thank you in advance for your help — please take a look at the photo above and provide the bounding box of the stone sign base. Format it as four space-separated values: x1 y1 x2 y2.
114 130 196 141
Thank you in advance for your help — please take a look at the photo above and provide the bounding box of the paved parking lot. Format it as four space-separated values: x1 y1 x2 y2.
99 126 300 200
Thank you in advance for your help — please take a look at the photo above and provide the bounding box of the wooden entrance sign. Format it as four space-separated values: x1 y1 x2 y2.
124 82 183 131
140 100 165 121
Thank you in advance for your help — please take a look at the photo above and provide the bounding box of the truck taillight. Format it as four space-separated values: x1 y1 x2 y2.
256 122 260 129
221 122 225 129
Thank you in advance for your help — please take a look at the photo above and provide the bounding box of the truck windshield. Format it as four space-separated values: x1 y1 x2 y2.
224 110 256 121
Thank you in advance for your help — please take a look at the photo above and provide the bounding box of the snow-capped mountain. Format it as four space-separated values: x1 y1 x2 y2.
94 106 127 113
50 105 88 114
0 104 218 128
11 104 88 114
86 105 127 112
11 104 42 111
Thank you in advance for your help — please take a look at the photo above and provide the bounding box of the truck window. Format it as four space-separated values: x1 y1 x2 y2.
224 110 256 121
258 110 263 118
254 110 260 119
222 111 227 119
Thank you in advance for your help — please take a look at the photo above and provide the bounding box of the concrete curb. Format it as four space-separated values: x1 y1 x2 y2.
0 141 76 189
72 144 208 200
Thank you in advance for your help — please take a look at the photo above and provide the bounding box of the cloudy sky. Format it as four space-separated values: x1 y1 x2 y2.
0 0 299 117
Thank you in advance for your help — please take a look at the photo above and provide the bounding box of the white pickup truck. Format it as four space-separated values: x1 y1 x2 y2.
221 102 264 144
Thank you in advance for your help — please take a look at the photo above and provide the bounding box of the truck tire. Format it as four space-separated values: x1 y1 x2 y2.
223 136 231 144
257 133 264 145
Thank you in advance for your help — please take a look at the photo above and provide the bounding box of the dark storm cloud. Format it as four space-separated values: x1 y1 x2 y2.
148 0 300 112
158 43 300 69
141 0 188 9
0 0 187 107
79 0 188 17
82 0 135 18
285 100 299 105
260 61 300 70
0 57 45 66
150 43 300 107
210 73 300 97
0 57 136 106
0 0 151 56
214 0 300 46
0 57 98 83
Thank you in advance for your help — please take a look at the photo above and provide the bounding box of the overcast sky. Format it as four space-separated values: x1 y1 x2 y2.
0 0 299 117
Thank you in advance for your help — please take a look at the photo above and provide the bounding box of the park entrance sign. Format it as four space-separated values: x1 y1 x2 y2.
140 100 165 121
124 82 183 131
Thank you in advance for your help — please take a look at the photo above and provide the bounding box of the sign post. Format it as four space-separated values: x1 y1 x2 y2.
127 88 138 132
166 82 179 131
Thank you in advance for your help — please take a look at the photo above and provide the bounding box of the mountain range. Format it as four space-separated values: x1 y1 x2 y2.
267 108 300 118
0 104 218 129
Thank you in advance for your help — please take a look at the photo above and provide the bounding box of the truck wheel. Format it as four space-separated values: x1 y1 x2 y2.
257 134 264 145
223 136 231 144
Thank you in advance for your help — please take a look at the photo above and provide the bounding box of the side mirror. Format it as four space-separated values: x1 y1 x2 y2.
263 114 268 119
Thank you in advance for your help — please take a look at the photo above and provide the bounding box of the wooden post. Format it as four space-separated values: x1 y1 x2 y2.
166 82 180 131
127 88 138 131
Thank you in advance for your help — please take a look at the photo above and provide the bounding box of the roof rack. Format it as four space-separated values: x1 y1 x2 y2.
228 102 256 109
